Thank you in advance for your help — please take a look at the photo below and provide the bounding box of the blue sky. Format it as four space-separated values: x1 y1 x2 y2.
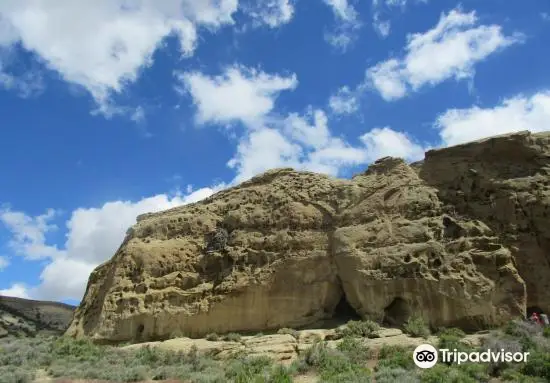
1 0 549 305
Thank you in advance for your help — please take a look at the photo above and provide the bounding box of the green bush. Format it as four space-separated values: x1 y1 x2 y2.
336 336 370 364
206 332 220 341
420 363 489 383
223 332 242 342
336 319 379 338
298 340 372 382
543 327 550 339
403 315 430 338
500 368 546 383
521 351 550 380
225 355 273 382
376 345 415 371
0 365 35 383
375 367 420 383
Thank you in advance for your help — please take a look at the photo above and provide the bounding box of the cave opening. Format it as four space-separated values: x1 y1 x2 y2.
527 306 543 317
383 297 411 327
333 295 361 322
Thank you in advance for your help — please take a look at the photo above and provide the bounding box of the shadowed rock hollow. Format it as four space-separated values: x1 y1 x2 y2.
66 131 550 343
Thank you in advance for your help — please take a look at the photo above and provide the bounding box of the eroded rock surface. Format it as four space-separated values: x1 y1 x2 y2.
67 131 550 343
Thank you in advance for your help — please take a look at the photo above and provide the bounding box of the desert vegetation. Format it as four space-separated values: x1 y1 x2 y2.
1 319 549 382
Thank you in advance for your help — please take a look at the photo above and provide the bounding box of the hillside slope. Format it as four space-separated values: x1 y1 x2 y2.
0 295 75 337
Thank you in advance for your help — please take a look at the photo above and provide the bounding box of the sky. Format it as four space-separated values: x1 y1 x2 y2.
1 0 550 305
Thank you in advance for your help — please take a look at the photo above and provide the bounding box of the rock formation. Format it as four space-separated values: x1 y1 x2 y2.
66 131 550 343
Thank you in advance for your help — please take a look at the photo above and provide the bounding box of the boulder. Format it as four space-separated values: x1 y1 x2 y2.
67 131 550 343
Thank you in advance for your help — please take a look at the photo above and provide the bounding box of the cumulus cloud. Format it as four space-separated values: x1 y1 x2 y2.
178 65 298 126
328 86 359 115
227 109 423 183
0 186 222 301
434 91 550 147
323 0 362 51
366 8 522 101
360 126 426 162
0 283 30 299
0 208 64 260
0 1 304 115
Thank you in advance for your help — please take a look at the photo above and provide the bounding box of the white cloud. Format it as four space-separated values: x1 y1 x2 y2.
323 0 362 50
0 208 64 260
0 0 239 114
0 186 222 301
0 283 30 299
435 91 550 147
360 126 425 162
179 65 297 126
0 256 9 271
373 14 391 38
228 109 424 183
366 8 521 101
228 128 303 183
366 59 407 101
244 0 294 28
324 0 359 21
328 86 359 115
541 12 549 21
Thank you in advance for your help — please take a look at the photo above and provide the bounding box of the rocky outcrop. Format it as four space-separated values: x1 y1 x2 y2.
119 327 490 364
67 131 550 343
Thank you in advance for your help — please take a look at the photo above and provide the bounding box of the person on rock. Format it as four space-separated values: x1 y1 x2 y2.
530 312 542 326
540 312 549 327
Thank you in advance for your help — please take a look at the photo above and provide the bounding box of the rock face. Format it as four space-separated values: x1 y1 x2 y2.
66 131 550 343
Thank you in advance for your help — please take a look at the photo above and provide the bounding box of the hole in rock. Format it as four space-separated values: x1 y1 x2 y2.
333 295 361 321
312 294 361 329
383 297 411 327
527 306 543 317
136 324 144 338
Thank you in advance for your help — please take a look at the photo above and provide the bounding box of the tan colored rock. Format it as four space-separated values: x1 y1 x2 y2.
122 337 245 358
67 131 550 343
243 334 297 362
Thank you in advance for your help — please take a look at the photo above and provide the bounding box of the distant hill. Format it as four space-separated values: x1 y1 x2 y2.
0 295 75 337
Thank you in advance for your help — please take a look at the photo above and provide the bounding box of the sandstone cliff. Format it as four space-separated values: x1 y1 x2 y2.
66 131 550 343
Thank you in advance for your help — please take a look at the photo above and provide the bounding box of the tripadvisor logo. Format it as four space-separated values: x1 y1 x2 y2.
413 344 529 368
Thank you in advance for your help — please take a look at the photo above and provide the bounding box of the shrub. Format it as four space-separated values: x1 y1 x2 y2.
376 345 415 371
277 328 299 338
268 365 294 383
223 332 242 342
482 334 522 376
420 363 489 383
51 336 104 362
520 351 550 380
336 336 370 364
500 368 545 382
225 355 273 382
375 367 420 383
403 315 430 338
438 328 471 359
543 326 550 339
504 320 542 351
206 333 220 341
336 319 379 338
0 365 35 383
